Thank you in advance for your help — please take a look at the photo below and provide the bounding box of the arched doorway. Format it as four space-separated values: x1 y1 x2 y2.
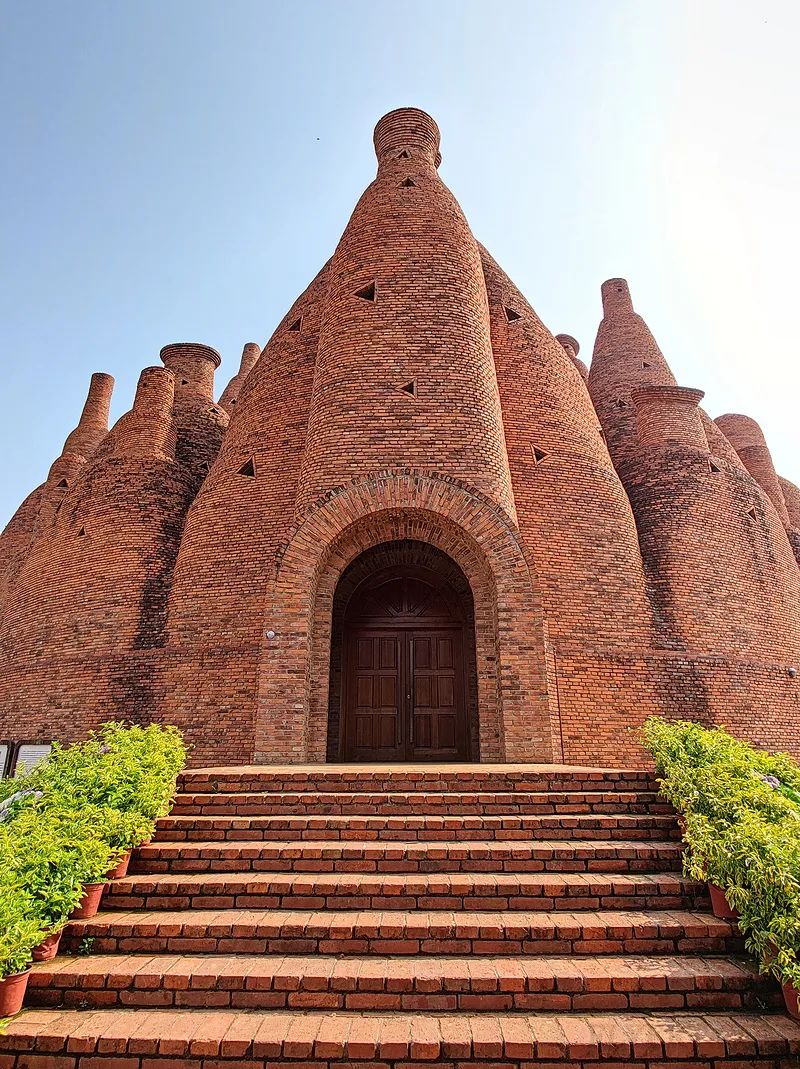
327 541 479 762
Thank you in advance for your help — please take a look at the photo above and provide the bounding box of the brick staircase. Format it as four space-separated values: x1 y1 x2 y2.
4 764 800 1068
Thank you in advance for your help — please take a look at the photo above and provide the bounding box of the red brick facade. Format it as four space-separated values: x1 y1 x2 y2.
1 107 798 766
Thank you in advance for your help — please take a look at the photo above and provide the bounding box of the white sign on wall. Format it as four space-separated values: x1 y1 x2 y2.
13 743 52 775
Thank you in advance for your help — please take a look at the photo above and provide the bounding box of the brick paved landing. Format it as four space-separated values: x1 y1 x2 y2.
3 763 799 1068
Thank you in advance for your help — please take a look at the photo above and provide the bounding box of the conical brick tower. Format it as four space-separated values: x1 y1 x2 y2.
1 106 799 769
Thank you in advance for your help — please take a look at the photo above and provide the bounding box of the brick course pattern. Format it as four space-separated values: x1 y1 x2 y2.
1 107 799 763
3 763 799 1067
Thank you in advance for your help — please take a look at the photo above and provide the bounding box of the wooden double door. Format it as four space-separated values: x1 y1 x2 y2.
340 569 470 762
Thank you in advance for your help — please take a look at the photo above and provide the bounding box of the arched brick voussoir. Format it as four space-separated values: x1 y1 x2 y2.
253 471 553 766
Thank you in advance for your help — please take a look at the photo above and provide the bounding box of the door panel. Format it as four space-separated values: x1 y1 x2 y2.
345 631 404 761
409 629 465 760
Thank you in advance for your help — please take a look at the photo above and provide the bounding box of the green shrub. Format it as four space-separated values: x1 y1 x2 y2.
643 717 800 989
0 721 187 977
0 805 114 932
0 883 46 979
29 722 185 827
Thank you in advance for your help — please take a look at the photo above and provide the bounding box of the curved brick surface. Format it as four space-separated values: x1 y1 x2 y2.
296 109 516 518
1 107 799 763
0 368 195 738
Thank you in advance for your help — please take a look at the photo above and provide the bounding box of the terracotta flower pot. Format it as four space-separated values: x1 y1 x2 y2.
783 982 800 1020
69 882 107 920
0 969 30 1016
32 930 62 962
708 881 739 920
106 850 132 880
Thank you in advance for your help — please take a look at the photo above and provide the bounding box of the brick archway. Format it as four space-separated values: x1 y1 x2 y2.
253 471 553 764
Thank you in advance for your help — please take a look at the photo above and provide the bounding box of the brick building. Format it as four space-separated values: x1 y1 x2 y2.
2 107 799 769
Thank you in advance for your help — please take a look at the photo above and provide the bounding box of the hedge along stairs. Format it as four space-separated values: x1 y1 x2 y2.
5 764 800 1068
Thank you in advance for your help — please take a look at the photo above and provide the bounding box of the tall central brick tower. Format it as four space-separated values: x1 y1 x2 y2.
1 107 799 768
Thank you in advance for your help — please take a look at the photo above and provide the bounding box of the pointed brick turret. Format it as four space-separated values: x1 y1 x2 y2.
0 371 114 610
0 362 195 736
105 366 177 460
59 371 114 461
296 108 516 519
715 413 790 526
160 342 228 482
626 368 800 674
589 279 676 478
219 342 261 414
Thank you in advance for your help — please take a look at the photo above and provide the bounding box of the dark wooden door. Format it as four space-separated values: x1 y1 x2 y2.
341 567 469 761
345 630 405 761
408 629 463 759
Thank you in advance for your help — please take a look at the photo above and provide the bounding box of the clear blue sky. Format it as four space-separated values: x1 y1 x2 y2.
1 0 798 528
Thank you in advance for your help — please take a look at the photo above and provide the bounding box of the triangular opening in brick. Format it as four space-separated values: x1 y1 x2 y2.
746 505 757 519
400 178 416 188
181 378 189 385
289 317 302 332
504 307 521 322
642 361 652 369
355 282 376 302
397 149 411 159
531 446 547 464
77 526 86 537
237 457 256 478
616 398 630 410
57 479 69 489
709 460 722 474
397 380 417 398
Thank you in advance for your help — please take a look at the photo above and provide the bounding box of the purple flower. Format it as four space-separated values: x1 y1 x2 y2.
757 773 781 789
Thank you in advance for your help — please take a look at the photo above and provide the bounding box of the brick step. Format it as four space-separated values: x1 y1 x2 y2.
169 788 672 817
181 764 658 796
28 952 779 1012
106 869 707 913
131 837 683 874
3 1008 798 1066
155 811 680 843
62 908 743 956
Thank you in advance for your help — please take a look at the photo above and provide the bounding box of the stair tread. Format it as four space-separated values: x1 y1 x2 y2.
70 906 732 931
114 869 697 888
31 952 763 984
163 813 673 824
143 837 681 852
3 1008 798 1060
173 789 665 802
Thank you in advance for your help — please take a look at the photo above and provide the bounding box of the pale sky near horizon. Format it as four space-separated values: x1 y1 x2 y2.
1 0 798 529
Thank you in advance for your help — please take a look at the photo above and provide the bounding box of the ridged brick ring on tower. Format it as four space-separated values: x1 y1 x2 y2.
373 107 442 167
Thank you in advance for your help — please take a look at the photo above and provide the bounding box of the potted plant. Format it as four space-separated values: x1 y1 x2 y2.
643 718 800 1020
0 886 46 1015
